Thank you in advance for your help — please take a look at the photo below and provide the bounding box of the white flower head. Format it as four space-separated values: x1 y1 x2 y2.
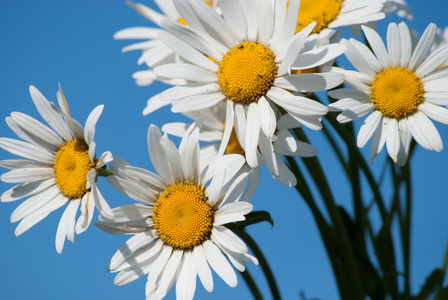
293 0 386 37
97 122 258 300
154 0 344 172
0 85 113 253
162 103 317 187
382 0 413 20
328 22 448 166
115 0 217 88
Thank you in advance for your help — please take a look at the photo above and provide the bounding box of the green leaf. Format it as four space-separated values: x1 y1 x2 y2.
234 211 274 229
414 269 444 300
435 285 448 300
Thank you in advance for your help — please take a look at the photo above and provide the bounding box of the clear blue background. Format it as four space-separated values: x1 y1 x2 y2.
0 1 447 299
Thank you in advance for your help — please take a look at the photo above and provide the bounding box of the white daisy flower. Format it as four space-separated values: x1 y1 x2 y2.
0 85 113 253
115 0 216 87
292 0 385 36
154 0 344 170
97 123 257 300
382 0 413 20
328 22 448 166
162 103 317 187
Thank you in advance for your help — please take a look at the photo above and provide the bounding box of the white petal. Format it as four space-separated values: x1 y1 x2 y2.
109 231 157 271
357 111 382 148
1 178 55 203
362 25 390 69
84 105 103 146
418 102 448 125
274 72 344 93
99 203 151 224
29 86 72 141
1 167 54 183
176 251 197 300
0 138 54 164
193 245 214 292
408 23 436 71
11 185 61 223
159 32 218 73
245 103 261 168
143 94 170 116
219 0 247 41
203 240 237 287
171 93 225 113
387 23 401 67
154 63 217 83
75 193 94 234
15 194 67 236
408 112 443 151
385 118 400 163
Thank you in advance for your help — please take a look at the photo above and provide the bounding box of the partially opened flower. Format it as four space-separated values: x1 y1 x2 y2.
382 0 413 20
328 22 448 165
97 123 257 300
0 85 113 253
154 0 344 171
114 0 217 92
293 0 385 36
162 103 317 187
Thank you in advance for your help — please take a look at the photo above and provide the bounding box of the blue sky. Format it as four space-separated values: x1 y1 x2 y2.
0 1 447 299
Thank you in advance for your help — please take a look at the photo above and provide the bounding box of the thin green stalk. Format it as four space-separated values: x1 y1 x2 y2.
286 156 352 300
323 115 388 221
240 268 263 300
293 127 365 299
322 125 349 176
234 229 281 300
401 161 412 298
346 123 368 255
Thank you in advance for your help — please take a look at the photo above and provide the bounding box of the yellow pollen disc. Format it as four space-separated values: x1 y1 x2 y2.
152 183 214 249
225 124 245 156
292 0 342 34
54 140 95 199
371 67 424 119
177 1 213 26
218 41 278 104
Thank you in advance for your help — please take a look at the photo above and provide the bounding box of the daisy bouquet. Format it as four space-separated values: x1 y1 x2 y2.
0 0 447 299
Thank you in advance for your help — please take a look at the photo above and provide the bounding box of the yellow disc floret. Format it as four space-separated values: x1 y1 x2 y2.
153 183 214 249
293 0 342 34
218 42 277 104
54 139 95 199
371 67 424 119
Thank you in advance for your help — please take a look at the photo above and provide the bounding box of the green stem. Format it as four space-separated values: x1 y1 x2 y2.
286 156 352 300
240 268 263 300
98 167 113 177
292 127 365 299
227 226 281 300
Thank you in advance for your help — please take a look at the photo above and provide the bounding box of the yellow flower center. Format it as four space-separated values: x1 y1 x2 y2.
371 67 424 118
293 0 342 34
225 125 245 156
217 41 278 104
152 183 214 249
54 140 95 199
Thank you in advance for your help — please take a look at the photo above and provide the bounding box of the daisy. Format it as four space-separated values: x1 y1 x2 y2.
328 22 448 165
97 123 257 300
114 0 216 88
162 103 317 187
154 0 344 171
0 85 113 253
292 0 385 36
382 0 413 20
